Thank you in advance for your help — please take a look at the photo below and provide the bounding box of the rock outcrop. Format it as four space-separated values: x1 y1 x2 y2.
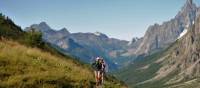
134 0 197 55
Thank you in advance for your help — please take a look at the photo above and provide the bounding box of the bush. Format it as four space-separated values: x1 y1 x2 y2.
24 28 44 47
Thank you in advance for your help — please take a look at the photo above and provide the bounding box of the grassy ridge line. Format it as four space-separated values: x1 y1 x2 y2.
0 40 126 88
0 13 127 88
0 40 94 88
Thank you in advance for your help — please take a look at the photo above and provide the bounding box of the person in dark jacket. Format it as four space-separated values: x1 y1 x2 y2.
100 58 106 84
92 57 102 86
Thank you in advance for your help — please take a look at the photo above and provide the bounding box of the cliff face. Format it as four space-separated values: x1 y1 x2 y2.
134 0 197 55
135 12 200 88
156 13 200 83
115 14 200 88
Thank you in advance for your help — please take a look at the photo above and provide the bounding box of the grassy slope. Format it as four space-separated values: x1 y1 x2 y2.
0 40 93 88
115 51 163 88
0 14 126 88
116 37 200 88
0 41 126 88
114 41 179 88
0 40 126 88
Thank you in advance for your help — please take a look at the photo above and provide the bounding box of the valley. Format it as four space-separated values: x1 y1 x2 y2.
1 0 200 88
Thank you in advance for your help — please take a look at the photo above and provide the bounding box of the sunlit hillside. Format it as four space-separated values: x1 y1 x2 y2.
0 13 127 88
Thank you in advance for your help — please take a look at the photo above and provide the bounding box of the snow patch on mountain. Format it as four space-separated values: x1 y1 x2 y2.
128 41 132 45
178 23 191 40
178 29 188 39
94 32 102 36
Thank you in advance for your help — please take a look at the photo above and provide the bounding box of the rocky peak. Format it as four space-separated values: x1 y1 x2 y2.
39 21 47 25
58 28 70 35
133 0 198 56
186 0 193 5
28 22 55 33
94 32 102 36
38 22 51 30
93 31 108 39
176 0 197 25
183 0 196 10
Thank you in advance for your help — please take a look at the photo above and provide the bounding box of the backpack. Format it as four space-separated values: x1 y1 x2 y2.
92 61 102 70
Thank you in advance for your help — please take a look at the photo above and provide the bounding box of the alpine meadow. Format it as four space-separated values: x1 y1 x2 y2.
1 0 200 88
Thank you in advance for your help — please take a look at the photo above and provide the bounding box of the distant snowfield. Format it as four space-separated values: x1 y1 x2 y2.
94 32 101 36
177 23 191 40
178 29 188 39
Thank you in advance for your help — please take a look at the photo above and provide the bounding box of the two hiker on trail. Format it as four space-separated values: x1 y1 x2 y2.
92 57 106 86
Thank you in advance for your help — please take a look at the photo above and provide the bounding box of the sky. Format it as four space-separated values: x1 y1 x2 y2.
0 0 200 41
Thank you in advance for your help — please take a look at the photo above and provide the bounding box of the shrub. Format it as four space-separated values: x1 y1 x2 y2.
24 29 44 47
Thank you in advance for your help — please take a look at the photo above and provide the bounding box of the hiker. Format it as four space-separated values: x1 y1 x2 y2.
92 57 107 86
92 57 102 86
99 58 106 84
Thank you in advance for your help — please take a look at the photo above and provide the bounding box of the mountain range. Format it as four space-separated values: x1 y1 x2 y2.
116 0 200 87
25 0 199 71
25 22 130 70
3 0 200 87
24 0 200 87
0 12 126 88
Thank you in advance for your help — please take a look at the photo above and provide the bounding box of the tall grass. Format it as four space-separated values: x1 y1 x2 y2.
0 40 94 88
0 13 127 87
0 40 126 88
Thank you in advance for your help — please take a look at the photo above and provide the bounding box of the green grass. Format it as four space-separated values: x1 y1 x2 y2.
0 40 126 88
0 40 93 88
0 13 127 88
114 38 182 88
114 51 164 88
